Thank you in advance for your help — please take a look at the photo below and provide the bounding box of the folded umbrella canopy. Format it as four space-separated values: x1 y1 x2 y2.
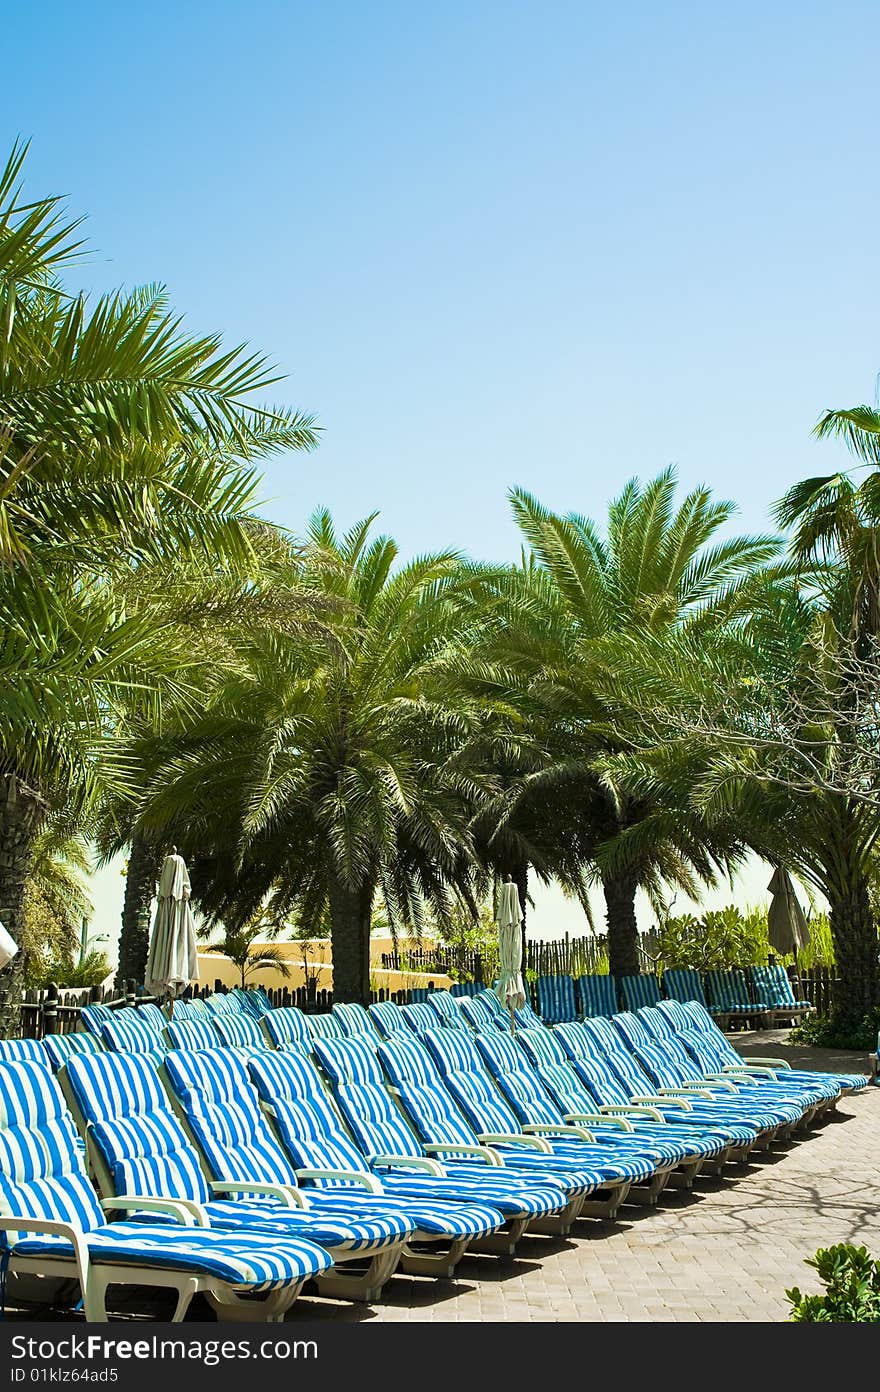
767 866 811 957
145 847 199 1012
495 878 526 1029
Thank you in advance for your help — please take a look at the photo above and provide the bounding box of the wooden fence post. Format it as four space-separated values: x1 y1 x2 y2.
41 982 59 1040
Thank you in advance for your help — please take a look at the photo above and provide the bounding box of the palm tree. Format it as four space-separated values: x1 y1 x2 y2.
134 513 492 1004
0 144 318 1031
472 470 778 977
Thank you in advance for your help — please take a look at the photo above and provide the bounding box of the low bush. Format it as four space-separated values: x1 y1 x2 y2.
789 1006 880 1052
787 1244 880 1322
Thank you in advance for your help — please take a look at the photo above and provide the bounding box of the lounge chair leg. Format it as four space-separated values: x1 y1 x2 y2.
528 1195 583 1236
83 1271 110 1322
314 1246 401 1303
208 1282 304 1322
399 1238 468 1279
580 1181 630 1221
469 1218 527 1256
169 1278 200 1322
629 1170 672 1204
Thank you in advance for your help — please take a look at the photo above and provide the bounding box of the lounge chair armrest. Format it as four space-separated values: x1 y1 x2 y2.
738 1056 791 1069
295 1169 384 1193
0 1217 91 1296
723 1065 778 1079
424 1143 503 1166
522 1122 595 1142
372 1155 445 1176
702 1073 747 1088
599 1104 663 1124
565 1111 635 1132
630 1093 693 1111
100 1196 207 1226
479 1132 553 1154
208 1181 306 1207
657 1087 715 1101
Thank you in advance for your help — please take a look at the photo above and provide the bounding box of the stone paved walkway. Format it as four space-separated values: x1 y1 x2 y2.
293 1035 879 1323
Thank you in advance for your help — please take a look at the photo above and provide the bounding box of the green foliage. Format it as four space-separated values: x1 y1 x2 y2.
656 904 769 970
795 912 835 969
428 900 499 983
27 950 112 990
787 1244 880 1322
790 1006 880 1051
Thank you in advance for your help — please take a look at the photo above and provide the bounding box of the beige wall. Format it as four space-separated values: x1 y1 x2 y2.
197 936 451 993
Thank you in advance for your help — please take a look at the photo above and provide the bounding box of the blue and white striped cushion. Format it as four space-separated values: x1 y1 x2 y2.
611 1011 653 1050
100 1008 166 1055
313 1036 386 1087
331 1003 377 1037
367 1002 412 1038
450 981 480 997
262 1006 313 1052
0 1039 48 1065
407 988 430 1004
662 969 707 1005
655 997 698 1031
535 975 578 1024
420 1029 521 1135
306 1013 346 1041
576 975 617 1018
636 1006 677 1041
41 1033 105 1070
400 1002 440 1033
749 965 811 1009
66 1052 211 1203
425 991 460 1024
456 997 498 1032
704 970 765 1014
213 1014 264 1050
246 1050 371 1175
617 975 662 1010
165 1019 219 1051
474 1032 561 1126
202 993 242 1017
79 1003 114 1035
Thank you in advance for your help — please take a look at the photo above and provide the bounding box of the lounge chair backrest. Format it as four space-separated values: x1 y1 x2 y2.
704 968 761 1013
472 1030 561 1126
676 1029 727 1074
212 1014 264 1050
165 1018 220 1051
636 1005 676 1041
0 1038 48 1065
167 998 202 1020
450 981 479 997
400 1002 440 1033
41 1032 105 1071
261 1006 313 1052
631 1037 703 1089
514 1001 544 1030
367 1001 412 1039
617 974 662 1011
610 1011 652 1050
0 1060 106 1239
245 1049 370 1175
475 989 505 1017
425 990 459 1024
420 1027 522 1136
576 974 618 1018
66 1050 210 1203
376 1037 480 1150
534 975 578 1024
522 1040 607 1115
306 1013 346 1041
456 996 498 1032
676 999 717 1033
661 968 706 1005
331 1002 377 1037
517 1027 568 1068
749 964 810 1008
576 1015 621 1053
162 1048 297 1187
554 1021 655 1098
79 1002 113 1036
242 988 274 1018
202 992 242 1017
312 1037 426 1160
137 1004 171 1032
406 988 430 1003
654 997 696 1031
100 1007 166 1056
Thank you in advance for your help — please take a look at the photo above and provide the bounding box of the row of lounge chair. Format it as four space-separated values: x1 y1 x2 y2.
0 985 865 1324
535 965 813 1028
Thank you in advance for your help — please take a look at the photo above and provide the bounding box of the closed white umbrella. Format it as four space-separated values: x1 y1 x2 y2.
145 847 198 1015
0 920 18 970
767 866 811 957
494 878 526 1031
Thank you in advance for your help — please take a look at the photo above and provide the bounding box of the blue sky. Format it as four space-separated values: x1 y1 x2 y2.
4 1 876 948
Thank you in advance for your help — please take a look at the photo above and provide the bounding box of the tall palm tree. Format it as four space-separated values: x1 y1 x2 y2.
134 513 492 1004
473 470 778 976
0 144 318 1031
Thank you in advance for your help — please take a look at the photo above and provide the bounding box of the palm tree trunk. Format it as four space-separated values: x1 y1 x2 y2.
328 872 373 1005
116 832 161 989
0 773 46 1036
827 874 880 1015
602 871 640 978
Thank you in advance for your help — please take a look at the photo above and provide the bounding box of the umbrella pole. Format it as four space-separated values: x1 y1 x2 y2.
509 1003 516 1035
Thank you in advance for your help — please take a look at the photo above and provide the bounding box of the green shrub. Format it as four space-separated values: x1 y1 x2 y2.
790 1006 880 1051
787 1244 880 1322
658 905 769 970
